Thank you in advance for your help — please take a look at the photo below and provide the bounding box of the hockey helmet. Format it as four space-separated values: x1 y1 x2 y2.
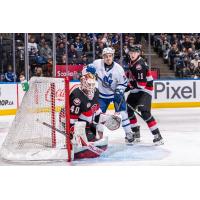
129 45 141 53
102 47 115 56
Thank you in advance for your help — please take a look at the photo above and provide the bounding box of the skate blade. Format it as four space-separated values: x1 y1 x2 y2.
154 139 164 146
126 143 134 146
125 139 134 145
134 138 141 143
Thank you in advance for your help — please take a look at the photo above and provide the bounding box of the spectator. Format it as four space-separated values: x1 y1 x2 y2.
35 67 43 77
112 34 120 61
182 37 192 50
15 33 24 43
128 36 136 47
39 42 52 60
56 43 66 64
68 44 78 64
183 63 195 78
194 62 200 78
170 34 178 44
74 36 83 52
82 37 92 53
168 43 180 70
0 73 5 82
79 54 89 65
191 53 200 68
4 65 17 82
175 56 186 78
45 58 53 77
95 42 105 59
195 37 200 50
28 36 38 70
28 36 38 56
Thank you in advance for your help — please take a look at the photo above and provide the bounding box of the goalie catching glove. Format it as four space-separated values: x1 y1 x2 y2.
97 113 121 131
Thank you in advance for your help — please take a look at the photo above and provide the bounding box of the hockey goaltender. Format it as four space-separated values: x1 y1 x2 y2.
59 66 122 159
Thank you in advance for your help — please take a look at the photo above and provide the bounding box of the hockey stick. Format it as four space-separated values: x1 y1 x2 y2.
36 119 105 156
96 74 143 118
79 136 105 155
36 118 69 137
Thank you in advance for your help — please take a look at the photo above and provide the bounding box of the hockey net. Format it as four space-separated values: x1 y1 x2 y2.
0 77 73 162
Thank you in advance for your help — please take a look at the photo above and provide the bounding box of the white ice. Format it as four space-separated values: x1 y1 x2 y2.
0 108 200 166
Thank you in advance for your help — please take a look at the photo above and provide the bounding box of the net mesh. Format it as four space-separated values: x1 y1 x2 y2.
0 77 72 161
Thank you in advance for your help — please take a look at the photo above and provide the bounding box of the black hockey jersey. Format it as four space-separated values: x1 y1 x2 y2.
127 57 154 95
69 84 101 127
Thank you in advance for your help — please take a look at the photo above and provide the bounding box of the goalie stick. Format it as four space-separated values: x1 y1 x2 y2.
36 119 105 156
79 136 105 155
36 119 72 138
96 74 143 118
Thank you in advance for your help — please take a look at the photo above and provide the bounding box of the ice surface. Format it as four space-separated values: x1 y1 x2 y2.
1 108 200 165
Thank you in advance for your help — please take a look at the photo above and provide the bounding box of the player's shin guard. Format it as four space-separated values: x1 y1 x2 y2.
120 111 135 144
144 113 164 145
121 111 132 134
129 114 140 142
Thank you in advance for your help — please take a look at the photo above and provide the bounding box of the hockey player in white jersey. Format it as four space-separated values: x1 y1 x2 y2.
87 47 135 144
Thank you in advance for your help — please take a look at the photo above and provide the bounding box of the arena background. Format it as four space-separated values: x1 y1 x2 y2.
0 1 200 200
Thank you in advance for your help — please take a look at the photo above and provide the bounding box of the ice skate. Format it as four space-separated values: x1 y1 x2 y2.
132 126 140 143
153 133 164 145
125 131 135 145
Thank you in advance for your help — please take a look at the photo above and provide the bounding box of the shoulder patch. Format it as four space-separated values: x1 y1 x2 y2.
73 98 81 106
136 64 142 70
87 103 91 108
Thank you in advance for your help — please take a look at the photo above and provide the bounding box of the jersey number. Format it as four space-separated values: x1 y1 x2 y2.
70 105 80 114
137 73 143 80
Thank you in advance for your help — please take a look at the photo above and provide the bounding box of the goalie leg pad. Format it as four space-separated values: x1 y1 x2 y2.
73 121 88 146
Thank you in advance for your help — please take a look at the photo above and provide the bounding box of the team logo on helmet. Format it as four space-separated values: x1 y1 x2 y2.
73 98 81 106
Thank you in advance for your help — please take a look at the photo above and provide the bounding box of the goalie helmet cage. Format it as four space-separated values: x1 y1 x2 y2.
0 77 73 162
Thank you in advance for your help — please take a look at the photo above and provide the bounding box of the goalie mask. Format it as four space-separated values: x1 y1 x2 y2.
80 68 96 100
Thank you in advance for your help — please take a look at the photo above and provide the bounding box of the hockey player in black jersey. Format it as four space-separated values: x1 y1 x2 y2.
125 45 164 145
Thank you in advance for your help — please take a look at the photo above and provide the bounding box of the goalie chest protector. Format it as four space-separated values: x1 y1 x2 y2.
70 86 100 122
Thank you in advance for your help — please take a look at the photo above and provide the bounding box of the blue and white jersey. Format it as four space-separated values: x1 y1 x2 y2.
93 59 127 99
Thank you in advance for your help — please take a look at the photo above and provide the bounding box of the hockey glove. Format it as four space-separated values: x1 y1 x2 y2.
125 80 138 92
114 88 124 104
86 65 96 75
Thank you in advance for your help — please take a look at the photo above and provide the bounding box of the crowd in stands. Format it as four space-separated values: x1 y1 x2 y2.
152 33 200 78
0 33 147 82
